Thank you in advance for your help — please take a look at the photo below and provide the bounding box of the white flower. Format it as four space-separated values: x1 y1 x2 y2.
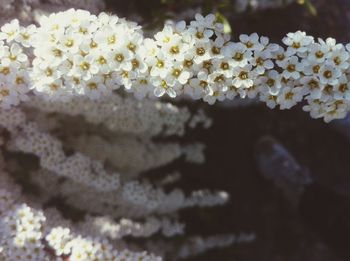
207 72 229 92
125 33 143 54
151 77 177 98
107 46 132 72
273 46 289 67
191 13 216 29
34 79 71 101
0 83 20 108
58 30 83 54
1 43 27 67
282 31 314 56
277 86 305 109
232 65 254 88
45 227 72 256
188 71 211 99
300 76 322 99
326 45 349 70
333 75 350 100
223 42 252 67
103 71 120 90
319 84 336 102
93 24 125 48
192 41 212 64
259 91 278 109
321 101 348 122
281 56 303 79
307 42 330 64
0 19 20 42
15 25 37 48
115 70 136 89
162 34 189 61
155 25 176 46
212 58 233 78
31 62 61 85
239 33 264 51
166 62 191 86
92 51 111 74
208 35 227 59
132 75 154 100
187 24 213 43
225 85 239 100
251 49 274 74
203 86 225 104
257 70 281 95
149 52 172 78
71 54 99 80
318 64 341 85
245 84 260 99
303 97 324 118
83 75 109 99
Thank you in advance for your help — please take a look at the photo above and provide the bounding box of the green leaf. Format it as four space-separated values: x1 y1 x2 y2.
305 0 317 16
215 12 232 34
298 0 317 16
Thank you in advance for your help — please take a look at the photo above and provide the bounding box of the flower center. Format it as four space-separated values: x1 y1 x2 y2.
49 83 59 91
339 84 348 93
308 79 319 89
184 60 193 68
98 56 106 65
285 92 294 100
170 46 180 54
115 54 124 62
196 47 206 56
233 52 243 61
267 78 275 87
200 81 208 88
88 82 98 90
156 60 164 68
334 56 341 65
172 69 181 77
220 62 229 70
196 32 204 39
107 35 116 44
212 46 220 54
292 42 301 49
132 59 139 69
315 50 324 58
323 70 332 79
239 71 248 80
245 41 253 48
312 65 320 73
0 67 10 75
65 39 74 47
214 74 225 83
287 64 295 72
128 43 136 52
15 77 24 85
0 89 9 96
80 62 90 71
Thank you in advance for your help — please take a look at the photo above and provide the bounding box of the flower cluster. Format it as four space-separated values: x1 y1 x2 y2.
0 19 35 108
0 9 348 121
0 186 162 261
0 141 243 261
25 93 211 137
